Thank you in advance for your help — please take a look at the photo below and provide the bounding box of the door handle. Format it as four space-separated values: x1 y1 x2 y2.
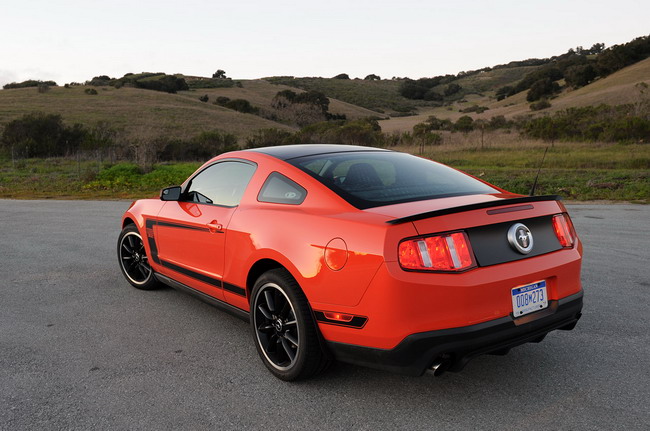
207 220 223 233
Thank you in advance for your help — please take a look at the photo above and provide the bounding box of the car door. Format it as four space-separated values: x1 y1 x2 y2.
152 159 256 299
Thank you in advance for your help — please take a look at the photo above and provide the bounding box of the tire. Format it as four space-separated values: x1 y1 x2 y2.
117 224 160 290
250 269 330 381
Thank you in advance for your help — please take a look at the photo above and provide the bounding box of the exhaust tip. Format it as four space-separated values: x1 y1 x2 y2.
427 357 451 377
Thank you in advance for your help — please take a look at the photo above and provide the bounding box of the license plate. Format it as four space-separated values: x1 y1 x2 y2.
512 280 548 317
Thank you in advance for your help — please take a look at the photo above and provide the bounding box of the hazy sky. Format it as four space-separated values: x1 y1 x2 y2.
1 0 648 86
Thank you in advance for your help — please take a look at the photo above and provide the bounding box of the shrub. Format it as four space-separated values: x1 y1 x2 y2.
444 83 462 96
333 73 350 79
245 128 297 148
454 115 474 132
199 94 209 103
364 74 381 80
564 64 597 88
87 75 112 86
187 78 235 89
84 88 98 95
3 80 57 90
423 89 443 102
520 103 650 142
460 105 489 113
1 112 89 157
158 130 239 161
214 96 231 106
298 118 382 146
224 99 259 114
526 78 560 102
488 115 509 130
496 86 512 101
530 99 551 111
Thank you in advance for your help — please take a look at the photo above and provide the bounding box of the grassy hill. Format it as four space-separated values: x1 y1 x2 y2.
0 85 294 141
177 79 383 120
379 57 650 133
264 76 427 113
0 80 385 143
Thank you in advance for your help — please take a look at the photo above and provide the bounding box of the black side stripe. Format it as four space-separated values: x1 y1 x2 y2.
145 218 161 264
314 311 368 329
161 260 223 288
155 220 210 232
223 282 246 296
144 217 246 297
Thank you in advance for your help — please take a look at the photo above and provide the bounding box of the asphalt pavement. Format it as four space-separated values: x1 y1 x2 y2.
0 200 648 430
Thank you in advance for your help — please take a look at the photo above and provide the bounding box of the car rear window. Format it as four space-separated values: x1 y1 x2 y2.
289 151 497 209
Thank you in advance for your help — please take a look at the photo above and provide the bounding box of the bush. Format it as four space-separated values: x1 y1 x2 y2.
333 73 350 79
298 118 383 146
108 73 189 93
488 115 510 130
158 130 239 161
245 129 297 148
496 86 512 101
270 90 334 125
87 75 112 86
84 88 98 95
224 99 259 114
564 64 597 88
530 99 551 111
187 78 235 89
214 96 231 106
199 94 209 103
520 103 650 142
3 80 57 90
364 74 381 80
444 83 462 96
454 115 474 132
526 78 560 102
1 112 89 157
423 89 443 102
460 105 489 113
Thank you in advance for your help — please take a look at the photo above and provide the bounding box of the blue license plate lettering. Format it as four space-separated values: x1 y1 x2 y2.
512 280 548 317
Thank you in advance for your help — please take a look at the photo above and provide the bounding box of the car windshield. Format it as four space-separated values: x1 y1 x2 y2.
289 151 498 209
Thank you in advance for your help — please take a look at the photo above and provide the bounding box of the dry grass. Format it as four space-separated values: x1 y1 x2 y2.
0 85 294 142
179 80 382 120
380 58 650 134
394 132 649 202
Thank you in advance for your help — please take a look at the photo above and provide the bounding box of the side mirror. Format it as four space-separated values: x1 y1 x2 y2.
160 186 182 201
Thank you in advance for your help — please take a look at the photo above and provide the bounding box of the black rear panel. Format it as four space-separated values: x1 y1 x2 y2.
467 215 562 267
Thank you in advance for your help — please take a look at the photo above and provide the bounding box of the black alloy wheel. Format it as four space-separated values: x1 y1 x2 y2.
117 224 159 290
251 269 330 381
254 282 300 370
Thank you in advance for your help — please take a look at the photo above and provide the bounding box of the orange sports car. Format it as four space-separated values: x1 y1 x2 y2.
117 145 583 380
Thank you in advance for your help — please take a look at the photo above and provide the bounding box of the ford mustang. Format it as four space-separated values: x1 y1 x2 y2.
117 144 583 380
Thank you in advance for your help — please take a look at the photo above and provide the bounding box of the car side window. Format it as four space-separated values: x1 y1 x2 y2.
185 161 256 207
258 172 307 205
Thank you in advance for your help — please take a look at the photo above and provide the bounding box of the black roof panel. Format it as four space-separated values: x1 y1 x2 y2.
246 144 390 161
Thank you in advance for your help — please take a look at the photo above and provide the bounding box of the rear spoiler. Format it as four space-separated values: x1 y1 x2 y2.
386 195 561 225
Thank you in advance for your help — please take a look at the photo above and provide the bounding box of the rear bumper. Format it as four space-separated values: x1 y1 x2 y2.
326 290 583 376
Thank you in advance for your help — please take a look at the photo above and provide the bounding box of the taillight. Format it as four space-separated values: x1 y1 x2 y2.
398 231 476 272
552 214 575 247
